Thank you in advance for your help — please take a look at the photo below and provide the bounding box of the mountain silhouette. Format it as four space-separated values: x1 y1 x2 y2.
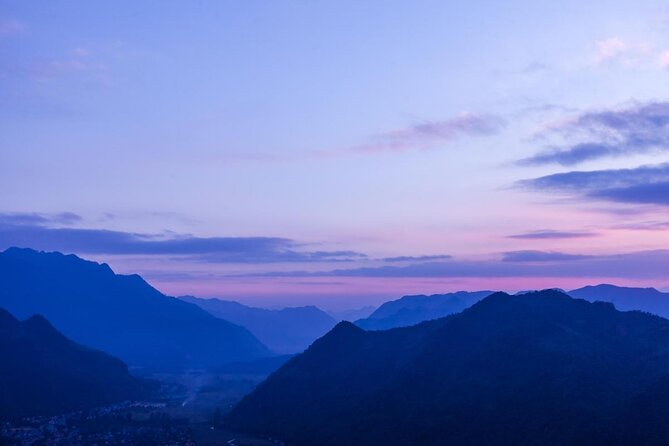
0 248 270 370
355 290 493 330
180 296 337 353
225 290 669 445
570 284 669 319
0 307 148 420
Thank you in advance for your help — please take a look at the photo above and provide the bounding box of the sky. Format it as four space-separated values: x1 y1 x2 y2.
2 0 669 310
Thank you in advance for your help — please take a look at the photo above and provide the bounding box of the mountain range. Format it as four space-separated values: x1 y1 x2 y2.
570 284 669 319
355 285 669 331
0 248 270 370
180 296 337 353
355 290 493 330
7 245 669 440
225 290 669 445
0 307 148 420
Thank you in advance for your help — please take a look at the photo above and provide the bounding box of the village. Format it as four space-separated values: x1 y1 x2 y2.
0 401 194 446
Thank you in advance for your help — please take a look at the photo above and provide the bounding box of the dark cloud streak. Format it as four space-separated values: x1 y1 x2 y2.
382 254 452 262
0 214 367 263
520 101 669 166
501 250 593 262
507 230 598 239
519 163 669 206
251 250 669 280
0 212 82 226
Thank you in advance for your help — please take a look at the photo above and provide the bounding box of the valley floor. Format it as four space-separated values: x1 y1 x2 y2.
0 369 283 446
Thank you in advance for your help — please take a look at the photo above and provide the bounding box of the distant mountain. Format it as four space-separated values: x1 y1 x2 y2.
515 287 565 295
570 284 669 319
180 296 336 353
0 248 270 370
225 290 669 445
327 306 376 322
355 290 493 330
0 307 147 420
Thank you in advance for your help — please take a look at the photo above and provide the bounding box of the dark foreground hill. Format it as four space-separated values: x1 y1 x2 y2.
0 248 270 370
225 290 669 446
181 296 336 353
0 307 147 420
356 290 493 330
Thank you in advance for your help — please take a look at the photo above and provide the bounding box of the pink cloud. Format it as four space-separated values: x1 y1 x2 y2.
0 19 24 35
71 47 92 57
210 112 505 164
659 50 669 69
355 112 504 153
593 37 652 66
595 38 629 63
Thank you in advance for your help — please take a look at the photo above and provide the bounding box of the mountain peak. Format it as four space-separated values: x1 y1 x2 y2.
2 246 34 255
470 289 576 312
331 320 363 333
0 307 18 326
308 320 365 352
1 247 115 277
0 305 147 419
23 313 57 330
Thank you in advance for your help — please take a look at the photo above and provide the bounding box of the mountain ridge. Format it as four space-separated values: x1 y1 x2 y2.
0 247 271 370
355 290 494 330
180 295 337 353
570 283 669 314
225 290 669 445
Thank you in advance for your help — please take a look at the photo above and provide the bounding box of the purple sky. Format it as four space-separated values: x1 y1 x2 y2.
2 1 669 309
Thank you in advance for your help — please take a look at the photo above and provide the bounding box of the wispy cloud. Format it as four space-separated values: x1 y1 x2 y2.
0 19 24 36
354 113 505 153
520 101 669 166
249 250 669 280
519 162 669 206
611 220 669 231
593 37 669 70
29 58 106 81
192 249 367 264
0 212 82 226
71 47 92 57
660 51 669 69
521 62 549 75
593 37 652 65
2 42 108 85
501 250 593 262
507 229 598 239
382 254 452 262
216 112 505 163
594 38 629 63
